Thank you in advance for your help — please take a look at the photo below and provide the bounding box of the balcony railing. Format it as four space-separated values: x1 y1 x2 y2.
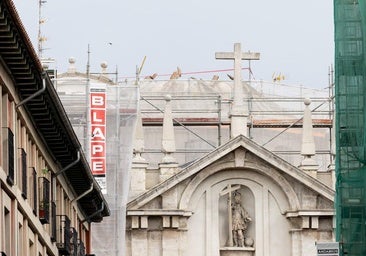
56 215 72 255
38 177 50 224
6 128 14 186
20 148 27 198
77 240 86 256
55 216 82 256
32 168 37 215
51 202 57 242
70 228 78 256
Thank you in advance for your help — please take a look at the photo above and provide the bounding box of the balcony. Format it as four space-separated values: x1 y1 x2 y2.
38 177 50 224
77 240 86 256
56 215 71 254
56 215 79 255
3 128 14 186
20 148 27 198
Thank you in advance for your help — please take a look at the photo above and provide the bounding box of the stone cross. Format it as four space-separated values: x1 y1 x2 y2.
220 184 241 247
216 43 260 137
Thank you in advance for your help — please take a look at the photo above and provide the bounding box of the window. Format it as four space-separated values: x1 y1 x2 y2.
70 227 78 256
38 177 50 224
6 128 14 186
77 239 86 256
20 148 27 198
32 168 37 215
4 207 10 255
51 202 56 242
29 230 35 256
51 174 57 241
2 94 15 186
56 215 72 254
18 221 24 256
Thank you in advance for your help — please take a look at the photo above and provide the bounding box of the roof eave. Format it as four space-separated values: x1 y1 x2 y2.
1 0 110 221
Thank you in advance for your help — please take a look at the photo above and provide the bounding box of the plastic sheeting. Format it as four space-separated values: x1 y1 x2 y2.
137 79 332 171
56 75 332 254
90 85 138 255
55 81 138 255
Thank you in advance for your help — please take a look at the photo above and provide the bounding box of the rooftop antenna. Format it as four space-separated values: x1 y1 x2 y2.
248 51 252 83
38 0 47 58
115 65 118 84
86 44 91 79
85 44 91 162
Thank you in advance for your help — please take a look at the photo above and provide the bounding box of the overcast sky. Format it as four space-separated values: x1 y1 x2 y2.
13 0 334 88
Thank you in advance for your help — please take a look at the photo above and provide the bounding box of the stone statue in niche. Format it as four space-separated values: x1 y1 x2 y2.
231 191 252 247
220 185 254 248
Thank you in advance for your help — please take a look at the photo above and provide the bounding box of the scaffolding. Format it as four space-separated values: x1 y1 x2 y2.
137 79 333 171
54 70 333 255
335 0 366 255
53 74 138 255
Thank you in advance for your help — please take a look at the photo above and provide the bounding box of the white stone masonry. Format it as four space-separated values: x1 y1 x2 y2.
215 43 260 138
299 98 319 175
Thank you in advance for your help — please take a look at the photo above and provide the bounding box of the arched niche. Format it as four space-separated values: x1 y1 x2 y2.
218 184 255 248
183 168 294 256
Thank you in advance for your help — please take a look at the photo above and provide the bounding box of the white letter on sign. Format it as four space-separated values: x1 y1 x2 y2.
93 161 104 171
92 127 106 140
92 111 103 122
92 95 104 106
92 144 104 154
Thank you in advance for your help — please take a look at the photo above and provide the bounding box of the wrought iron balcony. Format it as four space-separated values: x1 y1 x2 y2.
56 215 79 255
4 128 14 186
38 177 50 224
20 148 27 198
56 215 71 254
77 240 86 256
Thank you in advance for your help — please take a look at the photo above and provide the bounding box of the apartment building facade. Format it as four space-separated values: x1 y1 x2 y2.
0 1 110 255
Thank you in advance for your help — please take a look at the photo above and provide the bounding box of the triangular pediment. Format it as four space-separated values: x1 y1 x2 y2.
127 135 334 210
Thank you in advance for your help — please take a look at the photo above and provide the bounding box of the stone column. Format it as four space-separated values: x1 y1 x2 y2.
131 216 148 256
130 161 148 199
162 227 180 256
290 229 302 256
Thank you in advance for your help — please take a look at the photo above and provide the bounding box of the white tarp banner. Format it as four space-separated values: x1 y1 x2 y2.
91 85 138 256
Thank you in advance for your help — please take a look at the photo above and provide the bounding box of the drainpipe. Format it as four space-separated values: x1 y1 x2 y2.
16 72 47 108
55 150 81 177
81 201 104 223
71 183 94 203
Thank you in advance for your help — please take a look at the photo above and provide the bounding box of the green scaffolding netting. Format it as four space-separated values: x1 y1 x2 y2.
335 0 366 255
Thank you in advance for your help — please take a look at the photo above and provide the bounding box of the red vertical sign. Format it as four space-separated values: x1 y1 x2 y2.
90 89 106 177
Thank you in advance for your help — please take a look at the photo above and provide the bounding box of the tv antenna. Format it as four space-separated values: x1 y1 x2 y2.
38 0 47 58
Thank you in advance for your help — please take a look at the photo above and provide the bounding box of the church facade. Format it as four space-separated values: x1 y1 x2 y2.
0 2 110 255
126 135 334 256
52 43 335 256
126 44 335 256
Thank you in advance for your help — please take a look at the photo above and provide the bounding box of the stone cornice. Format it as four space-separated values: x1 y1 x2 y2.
285 209 335 218
127 209 192 217
128 135 335 210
